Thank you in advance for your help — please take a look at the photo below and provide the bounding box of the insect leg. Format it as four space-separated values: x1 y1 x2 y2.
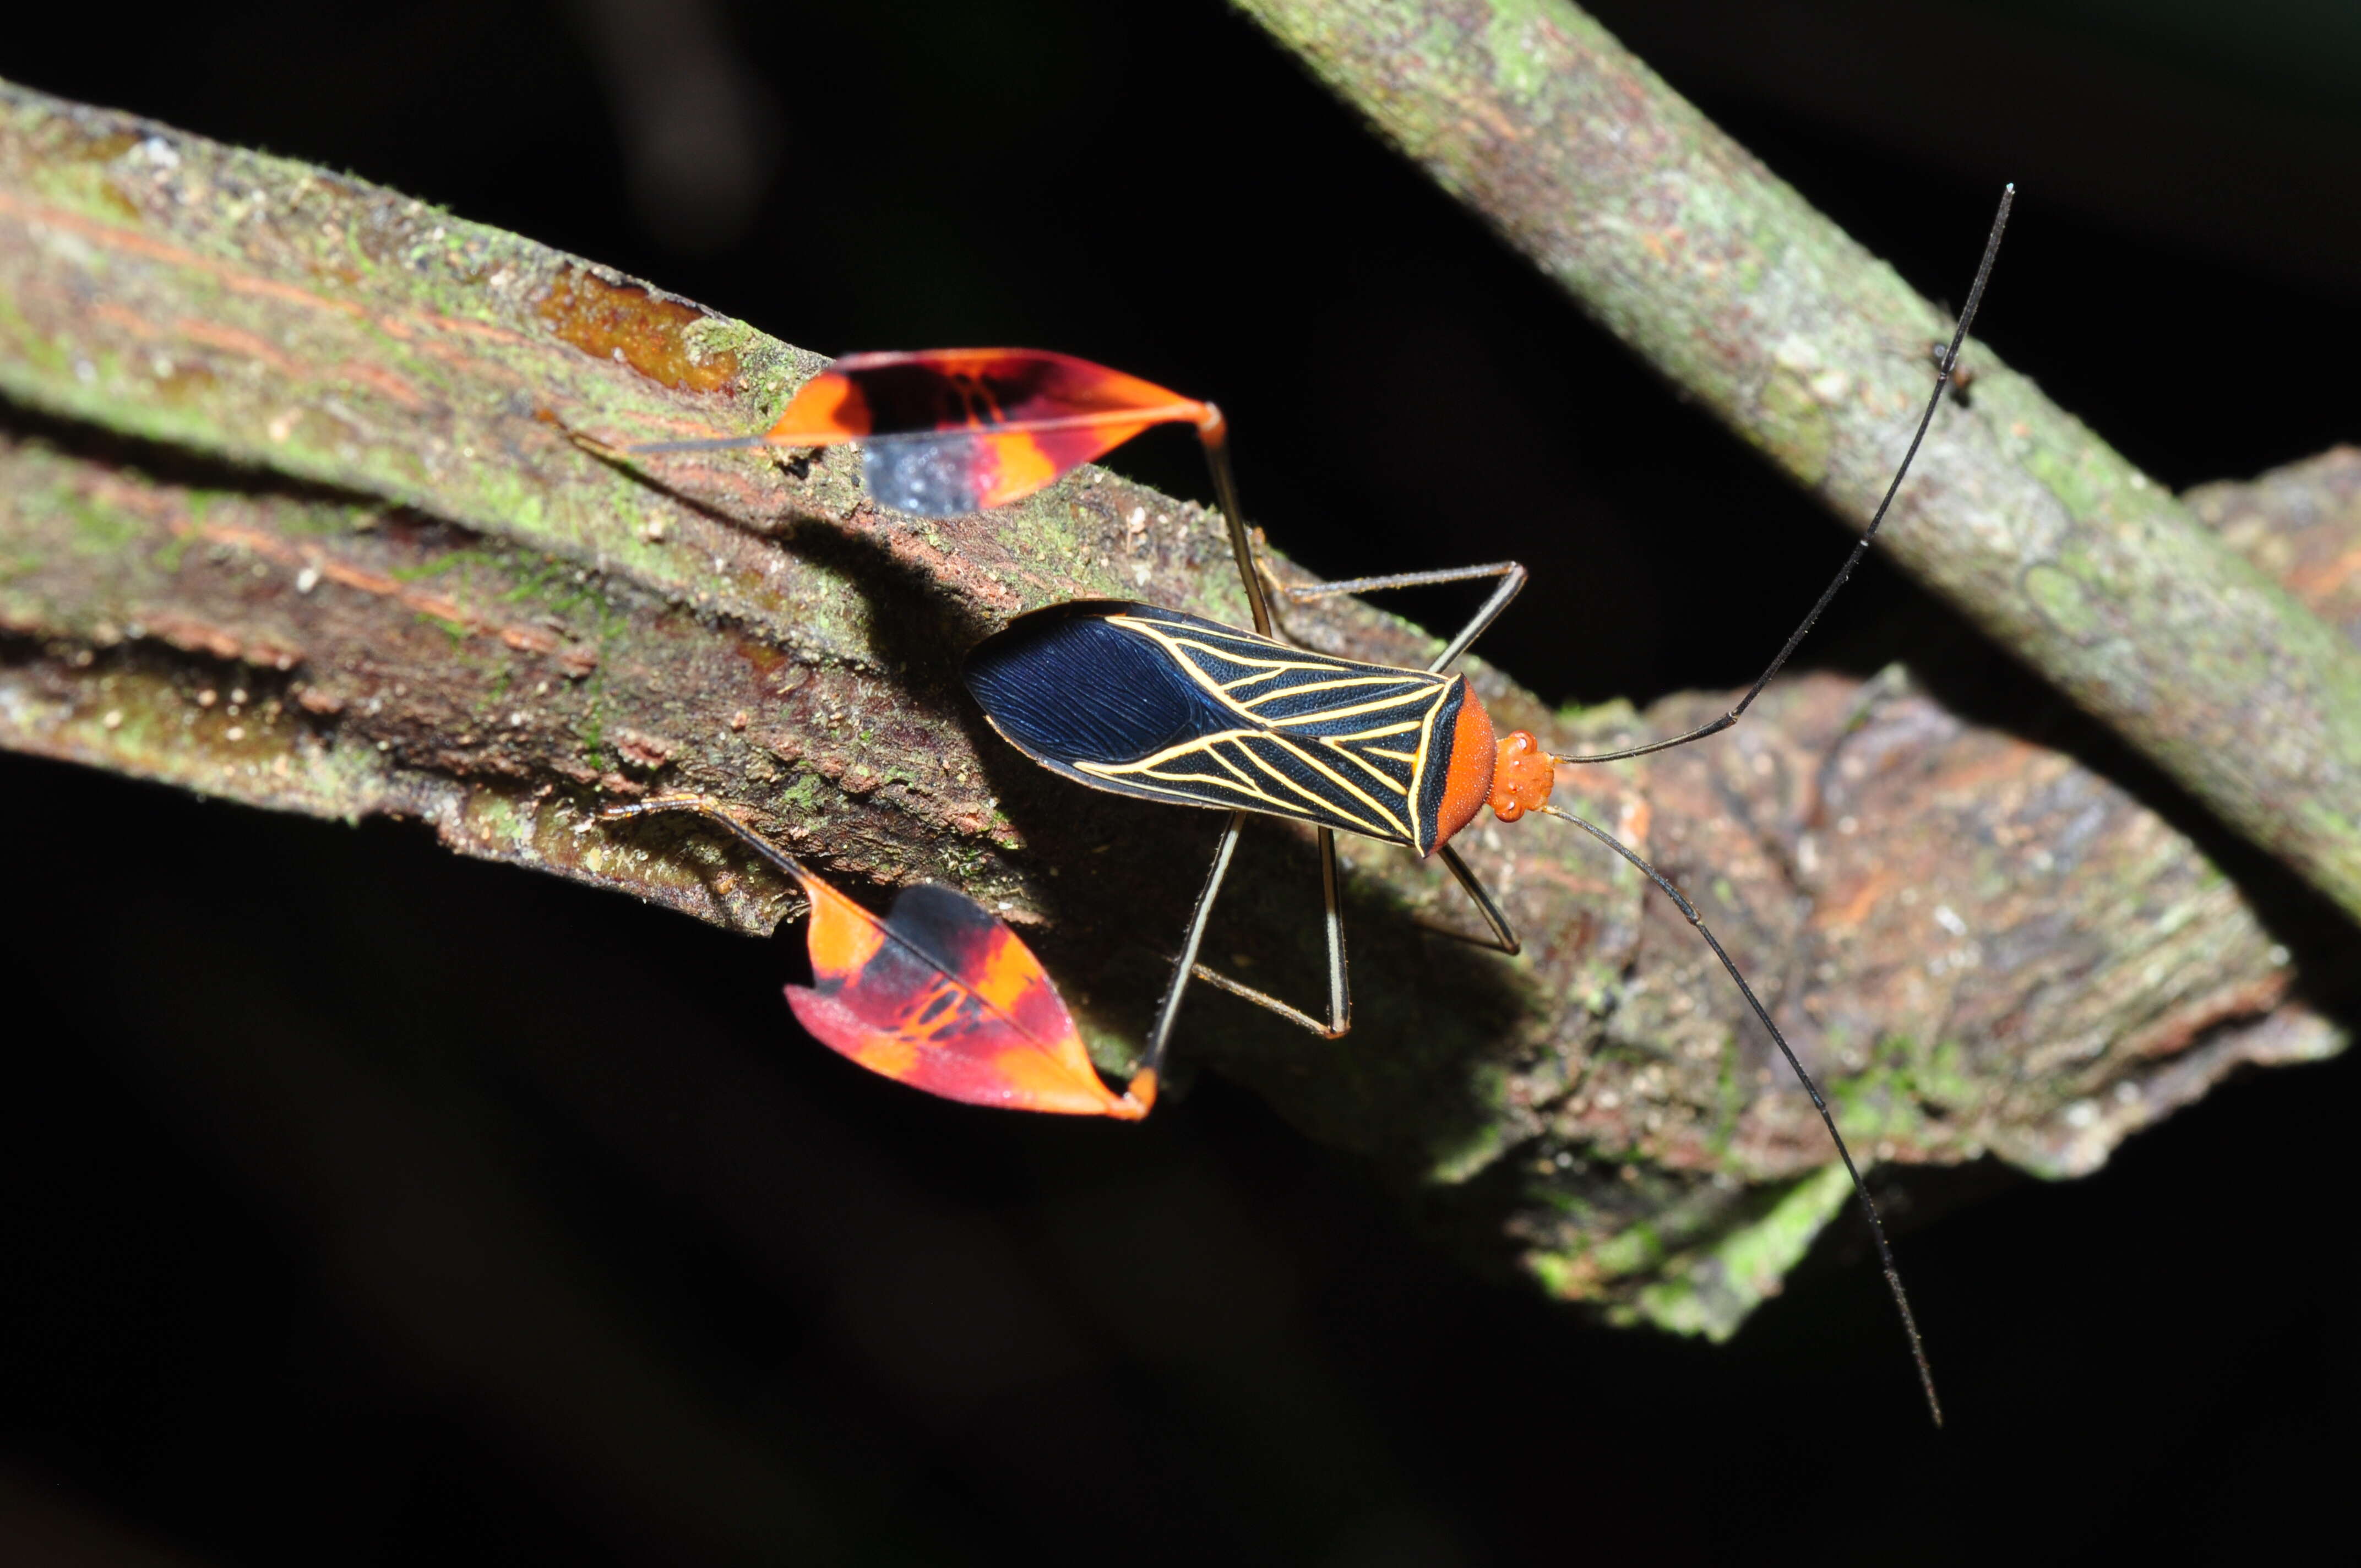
1194 405 1522 671
1538 801 1941 1427
1192 412 1275 636
1420 843 1522 955
1560 184 2014 766
1281 561 1529 673
1144 810 1248 1078
625 434 771 455
1188 826 1352 1038
599 794 807 883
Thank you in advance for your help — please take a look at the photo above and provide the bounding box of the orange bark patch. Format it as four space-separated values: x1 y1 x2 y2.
537 270 738 393
335 358 427 410
613 729 677 769
137 610 302 671
2120 973 2292 1061
130 499 593 674
174 318 303 377
2289 541 2361 607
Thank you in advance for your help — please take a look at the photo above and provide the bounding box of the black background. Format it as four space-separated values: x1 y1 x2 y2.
4 2 2359 1562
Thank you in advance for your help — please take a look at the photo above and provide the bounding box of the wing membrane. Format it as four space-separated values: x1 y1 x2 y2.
964 602 1470 852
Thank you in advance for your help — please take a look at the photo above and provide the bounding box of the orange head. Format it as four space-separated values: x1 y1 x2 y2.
1489 729 1555 823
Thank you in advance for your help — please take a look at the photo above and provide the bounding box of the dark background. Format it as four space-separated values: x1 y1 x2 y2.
4 1 2360 1562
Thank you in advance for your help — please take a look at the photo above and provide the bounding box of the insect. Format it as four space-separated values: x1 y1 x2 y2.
628 188 2016 1424
602 796 1152 1118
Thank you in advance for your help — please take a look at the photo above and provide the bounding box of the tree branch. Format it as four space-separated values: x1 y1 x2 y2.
0 78 2345 1338
1233 0 2361 930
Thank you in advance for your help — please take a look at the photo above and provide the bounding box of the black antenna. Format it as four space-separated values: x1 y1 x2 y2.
1559 183 2015 766
1539 804 1943 1426
1531 186 2022 1426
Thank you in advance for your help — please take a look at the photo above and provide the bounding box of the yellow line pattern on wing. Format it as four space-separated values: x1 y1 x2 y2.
1083 611 1468 851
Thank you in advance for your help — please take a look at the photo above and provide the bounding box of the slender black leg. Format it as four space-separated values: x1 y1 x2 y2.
1283 560 1533 955
1278 561 1530 673
1323 827 1347 1025
1559 184 2014 765
1421 843 1522 955
627 434 771 455
1245 552 1528 672
1143 812 1246 1081
1183 425 1532 1043
1183 432 1535 1047
1194 417 1275 636
1195 401 1525 671
1189 825 1352 1038
1252 557 1533 957
1538 802 1941 1427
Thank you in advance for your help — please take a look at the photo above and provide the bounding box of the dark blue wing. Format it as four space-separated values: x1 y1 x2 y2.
963 601 1214 767
962 601 1463 850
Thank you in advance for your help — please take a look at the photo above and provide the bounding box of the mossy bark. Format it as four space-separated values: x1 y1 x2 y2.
0 78 2347 1338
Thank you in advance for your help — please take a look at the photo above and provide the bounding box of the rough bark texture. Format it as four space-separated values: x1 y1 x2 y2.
1233 0 2361 929
0 79 2348 1338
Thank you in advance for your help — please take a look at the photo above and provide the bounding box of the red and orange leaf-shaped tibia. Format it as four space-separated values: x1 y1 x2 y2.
759 349 1212 515
784 870 1152 1118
